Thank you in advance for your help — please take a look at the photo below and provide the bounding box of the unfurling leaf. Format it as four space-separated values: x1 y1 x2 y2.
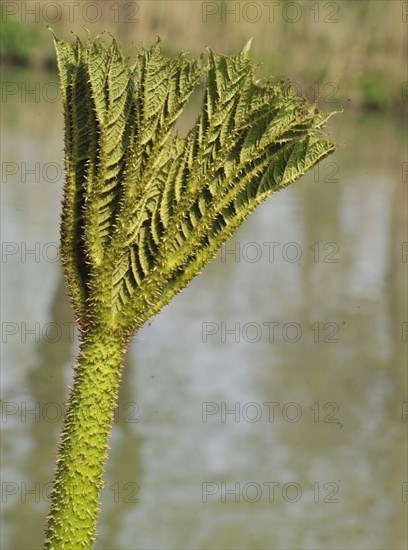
52 31 337 337
46 31 339 549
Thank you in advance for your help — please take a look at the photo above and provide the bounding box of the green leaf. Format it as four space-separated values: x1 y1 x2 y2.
52 32 338 333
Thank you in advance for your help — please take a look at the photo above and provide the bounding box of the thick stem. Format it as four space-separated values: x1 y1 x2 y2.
44 329 126 548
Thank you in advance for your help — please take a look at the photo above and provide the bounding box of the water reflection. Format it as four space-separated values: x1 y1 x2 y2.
1 69 406 549
2 276 73 547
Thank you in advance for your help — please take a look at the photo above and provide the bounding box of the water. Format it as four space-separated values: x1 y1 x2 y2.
1 68 406 549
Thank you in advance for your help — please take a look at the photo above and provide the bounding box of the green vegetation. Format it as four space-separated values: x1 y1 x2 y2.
0 18 42 65
1 0 404 111
44 31 337 547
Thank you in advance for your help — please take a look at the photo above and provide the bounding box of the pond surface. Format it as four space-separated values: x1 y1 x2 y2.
1 68 407 549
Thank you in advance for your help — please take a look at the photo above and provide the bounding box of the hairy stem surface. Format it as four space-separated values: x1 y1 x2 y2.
44 330 127 548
